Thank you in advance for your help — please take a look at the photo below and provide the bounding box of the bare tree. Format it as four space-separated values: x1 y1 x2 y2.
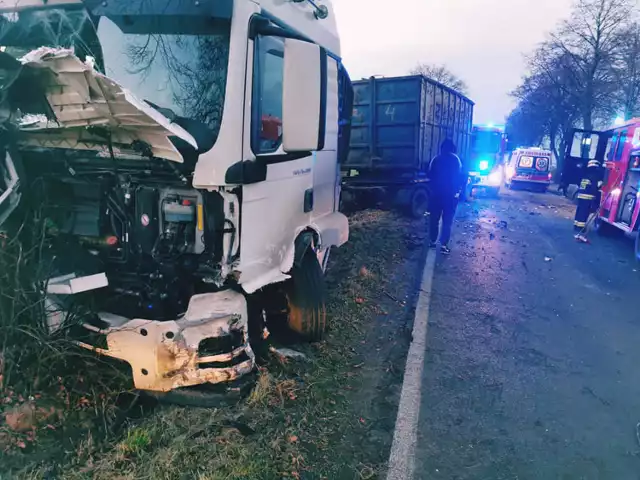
541 0 632 130
410 63 468 94
510 55 580 161
508 0 632 178
615 22 640 119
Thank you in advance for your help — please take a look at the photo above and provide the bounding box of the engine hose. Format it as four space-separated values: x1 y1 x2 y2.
224 219 236 261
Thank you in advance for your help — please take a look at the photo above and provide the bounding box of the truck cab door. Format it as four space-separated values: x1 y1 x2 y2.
562 128 611 187
237 31 322 292
0 146 21 228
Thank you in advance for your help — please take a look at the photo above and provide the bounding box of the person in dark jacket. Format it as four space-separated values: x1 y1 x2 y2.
428 139 464 254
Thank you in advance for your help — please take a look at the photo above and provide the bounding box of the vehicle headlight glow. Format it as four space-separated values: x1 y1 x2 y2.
479 160 490 171
487 171 502 186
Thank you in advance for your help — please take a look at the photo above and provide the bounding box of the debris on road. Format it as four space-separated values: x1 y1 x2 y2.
545 257 553 262
269 347 309 362
574 234 590 244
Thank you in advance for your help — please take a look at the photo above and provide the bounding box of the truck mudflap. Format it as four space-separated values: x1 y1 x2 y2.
57 290 256 392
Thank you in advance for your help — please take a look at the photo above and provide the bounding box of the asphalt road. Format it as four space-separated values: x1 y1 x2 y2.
415 187 640 480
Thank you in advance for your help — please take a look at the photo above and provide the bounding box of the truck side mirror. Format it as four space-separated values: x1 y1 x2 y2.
282 38 326 152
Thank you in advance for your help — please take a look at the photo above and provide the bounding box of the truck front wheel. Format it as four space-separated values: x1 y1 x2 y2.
286 252 328 341
594 217 619 237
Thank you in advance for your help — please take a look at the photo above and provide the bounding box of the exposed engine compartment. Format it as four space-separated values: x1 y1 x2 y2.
20 149 238 322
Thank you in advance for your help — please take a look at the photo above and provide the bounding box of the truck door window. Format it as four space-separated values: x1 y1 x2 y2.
337 63 353 164
605 134 617 161
615 130 628 161
253 36 284 154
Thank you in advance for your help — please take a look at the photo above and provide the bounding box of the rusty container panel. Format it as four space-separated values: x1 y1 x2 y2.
345 75 474 174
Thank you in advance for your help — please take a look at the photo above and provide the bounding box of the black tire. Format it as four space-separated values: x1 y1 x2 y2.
142 373 256 408
286 252 327 342
409 187 429 218
594 217 619 237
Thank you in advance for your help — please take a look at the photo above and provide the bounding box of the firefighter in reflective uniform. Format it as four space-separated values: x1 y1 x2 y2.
573 159 603 231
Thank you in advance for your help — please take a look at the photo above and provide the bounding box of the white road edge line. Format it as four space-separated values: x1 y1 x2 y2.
386 249 437 480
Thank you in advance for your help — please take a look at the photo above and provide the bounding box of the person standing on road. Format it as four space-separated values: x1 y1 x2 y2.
428 139 464 254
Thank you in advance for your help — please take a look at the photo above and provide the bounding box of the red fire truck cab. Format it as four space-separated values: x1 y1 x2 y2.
563 120 640 259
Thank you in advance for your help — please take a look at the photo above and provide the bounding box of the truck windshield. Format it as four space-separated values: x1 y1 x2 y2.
0 7 100 62
472 130 502 154
96 15 230 145
0 8 230 147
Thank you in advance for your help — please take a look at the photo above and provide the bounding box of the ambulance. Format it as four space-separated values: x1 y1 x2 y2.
505 147 553 192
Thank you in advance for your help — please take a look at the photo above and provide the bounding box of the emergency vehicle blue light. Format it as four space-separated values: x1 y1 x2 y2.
479 160 490 171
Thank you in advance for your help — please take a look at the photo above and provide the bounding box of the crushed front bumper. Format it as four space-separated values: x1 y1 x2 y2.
68 290 256 392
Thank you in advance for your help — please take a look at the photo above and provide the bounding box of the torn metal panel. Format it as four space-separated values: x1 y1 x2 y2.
74 290 256 392
15 48 197 162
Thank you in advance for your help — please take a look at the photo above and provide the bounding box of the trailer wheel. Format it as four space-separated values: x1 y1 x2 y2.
286 251 327 342
594 217 619 236
409 188 429 218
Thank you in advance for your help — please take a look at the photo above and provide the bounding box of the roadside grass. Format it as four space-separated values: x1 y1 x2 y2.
0 214 132 470
1 210 420 479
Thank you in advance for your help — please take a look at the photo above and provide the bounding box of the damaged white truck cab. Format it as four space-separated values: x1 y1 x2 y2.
0 0 352 395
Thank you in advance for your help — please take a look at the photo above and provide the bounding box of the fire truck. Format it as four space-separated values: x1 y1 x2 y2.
468 124 507 196
563 120 640 259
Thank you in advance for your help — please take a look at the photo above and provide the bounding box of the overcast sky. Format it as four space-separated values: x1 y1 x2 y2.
332 0 574 124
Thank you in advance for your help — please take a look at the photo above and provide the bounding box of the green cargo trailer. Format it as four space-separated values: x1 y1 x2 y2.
342 75 474 217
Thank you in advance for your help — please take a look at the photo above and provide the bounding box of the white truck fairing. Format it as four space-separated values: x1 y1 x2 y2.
17 48 197 162
0 0 350 393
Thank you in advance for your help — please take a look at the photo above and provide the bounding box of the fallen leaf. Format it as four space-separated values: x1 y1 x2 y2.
355 297 365 304
5 404 36 432
359 266 372 277
289 435 299 443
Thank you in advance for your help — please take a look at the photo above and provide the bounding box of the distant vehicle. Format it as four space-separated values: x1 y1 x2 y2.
468 124 507 196
342 75 474 217
505 147 553 192
563 120 640 259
